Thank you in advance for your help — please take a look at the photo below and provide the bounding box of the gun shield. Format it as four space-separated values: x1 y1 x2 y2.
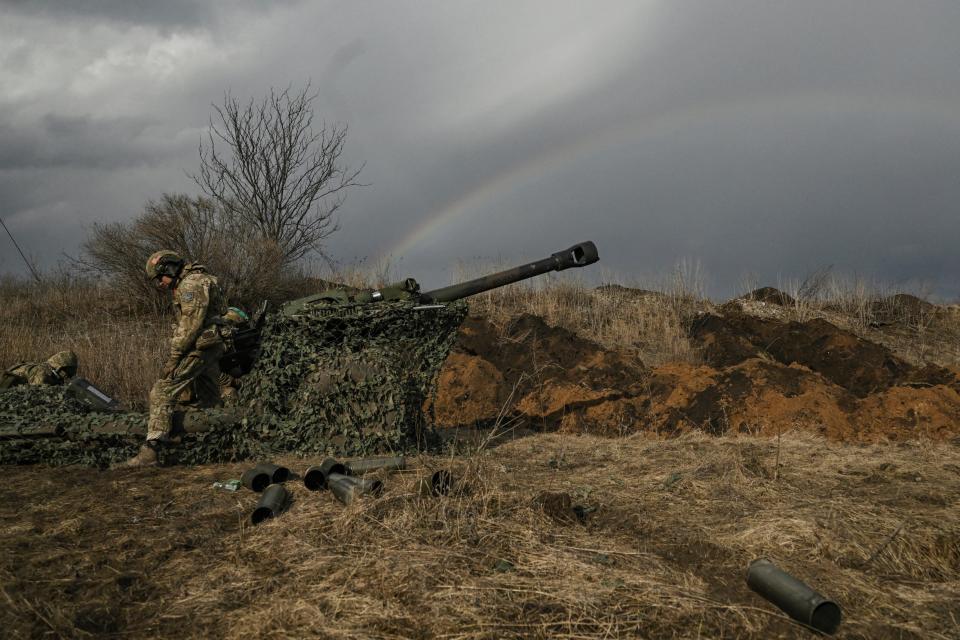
346 456 406 475
328 473 383 505
304 458 347 491
255 462 290 484
251 484 289 524
417 470 453 497
746 558 841 634
241 466 271 492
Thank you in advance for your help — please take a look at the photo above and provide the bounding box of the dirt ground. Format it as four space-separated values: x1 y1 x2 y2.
3 291 960 638
2 432 958 639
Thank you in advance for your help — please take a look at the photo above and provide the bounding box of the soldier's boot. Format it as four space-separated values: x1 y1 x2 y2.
114 442 160 469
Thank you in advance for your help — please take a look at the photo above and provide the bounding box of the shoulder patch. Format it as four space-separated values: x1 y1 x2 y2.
183 291 194 302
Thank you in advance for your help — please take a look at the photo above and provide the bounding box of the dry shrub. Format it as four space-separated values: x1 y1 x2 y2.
80 193 310 309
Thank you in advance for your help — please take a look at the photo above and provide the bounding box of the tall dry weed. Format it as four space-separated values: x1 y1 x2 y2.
3 261 958 408
460 259 706 367
0 274 166 409
766 270 960 367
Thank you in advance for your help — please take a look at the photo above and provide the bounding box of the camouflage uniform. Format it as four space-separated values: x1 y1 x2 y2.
1 351 78 388
218 307 251 402
146 263 227 442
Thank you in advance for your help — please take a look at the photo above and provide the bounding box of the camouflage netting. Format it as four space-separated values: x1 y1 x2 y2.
0 300 467 467
0 386 257 467
238 300 468 458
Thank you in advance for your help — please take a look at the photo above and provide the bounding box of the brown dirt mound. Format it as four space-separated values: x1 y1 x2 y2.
434 311 960 442
638 359 960 441
871 293 938 325
688 312 771 368
434 314 647 428
643 359 856 437
690 313 959 397
456 314 646 392
741 286 796 306
433 351 507 426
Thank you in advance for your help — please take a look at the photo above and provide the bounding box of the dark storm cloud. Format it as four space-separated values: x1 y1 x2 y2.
2 1 959 300
328 1 960 298
0 111 169 170
1 0 293 29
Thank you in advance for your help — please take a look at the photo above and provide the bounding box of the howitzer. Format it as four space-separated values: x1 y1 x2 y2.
0 241 600 467
281 241 599 315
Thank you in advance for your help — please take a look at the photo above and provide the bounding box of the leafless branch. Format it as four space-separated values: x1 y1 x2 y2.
192 84 363 265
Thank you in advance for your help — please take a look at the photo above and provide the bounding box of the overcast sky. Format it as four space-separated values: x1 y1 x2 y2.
1 1 959 299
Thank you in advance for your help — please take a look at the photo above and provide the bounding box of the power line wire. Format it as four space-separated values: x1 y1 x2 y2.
0 216 42 283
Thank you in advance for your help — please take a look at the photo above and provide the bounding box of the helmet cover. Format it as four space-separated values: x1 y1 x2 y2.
145 250 183 280
47 350 78 379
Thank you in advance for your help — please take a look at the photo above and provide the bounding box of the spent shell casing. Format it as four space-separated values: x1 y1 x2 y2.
746 558 841 634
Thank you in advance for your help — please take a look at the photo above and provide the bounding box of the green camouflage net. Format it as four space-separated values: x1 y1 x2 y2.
0 386 258 467
0 300 466 467
238 300 468 458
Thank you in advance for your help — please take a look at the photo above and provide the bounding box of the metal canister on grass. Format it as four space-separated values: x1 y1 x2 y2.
255 462 290 484
241 466 271 492
746 558 841 635
304 458 347 491
251 484 290 524
417 470 453 497
346 456 406 475
328 473 383 505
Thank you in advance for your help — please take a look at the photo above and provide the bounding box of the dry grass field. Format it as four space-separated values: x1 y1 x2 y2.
2 432 958 639
1 270 959 638
2 268 957 407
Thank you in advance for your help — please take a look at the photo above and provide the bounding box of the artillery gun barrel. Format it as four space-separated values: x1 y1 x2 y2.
418 241 599 303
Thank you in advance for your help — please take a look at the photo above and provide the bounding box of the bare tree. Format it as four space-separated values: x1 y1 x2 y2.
192 84 363 264
81 194 295 309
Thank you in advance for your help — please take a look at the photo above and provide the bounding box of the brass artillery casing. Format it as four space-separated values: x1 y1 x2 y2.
241 466 271 492
242 461 289 492
327 473 383 505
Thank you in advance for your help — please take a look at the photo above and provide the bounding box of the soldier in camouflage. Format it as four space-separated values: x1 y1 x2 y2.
119 250 227 467
218 306 251 402
0 351 78 388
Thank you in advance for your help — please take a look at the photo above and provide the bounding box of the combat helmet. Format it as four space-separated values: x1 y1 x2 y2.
223 307 250 327
145 250 185 283
46 350 78 380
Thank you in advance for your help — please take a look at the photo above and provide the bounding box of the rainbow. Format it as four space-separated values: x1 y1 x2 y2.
383 92 960 261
